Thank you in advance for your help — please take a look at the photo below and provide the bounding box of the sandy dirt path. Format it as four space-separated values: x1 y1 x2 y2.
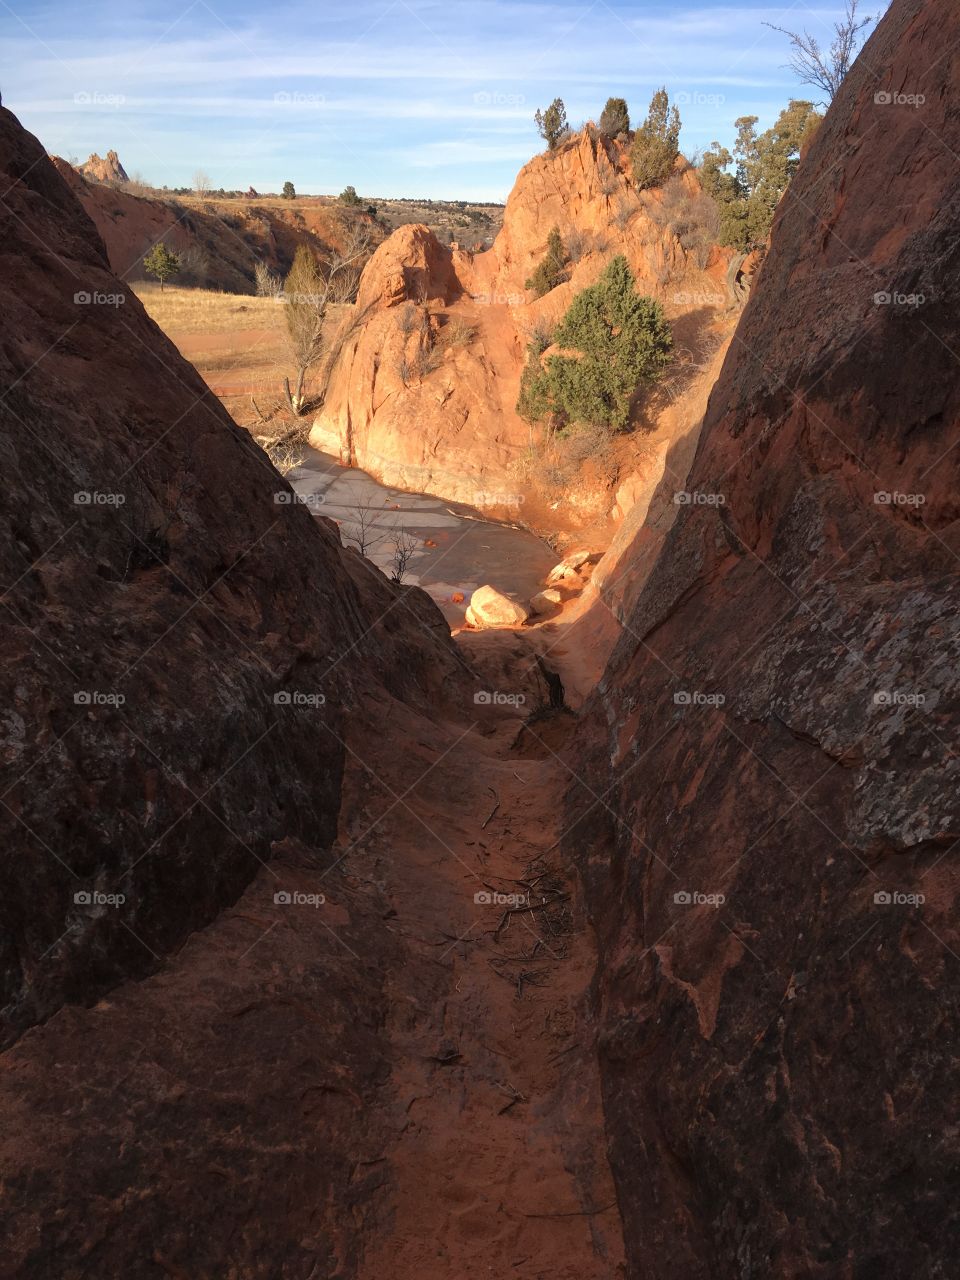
336 646 626 1279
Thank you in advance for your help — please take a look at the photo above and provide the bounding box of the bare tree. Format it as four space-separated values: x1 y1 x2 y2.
254 261 282 297
281 223 372 416
342 501 392 558
764 0 873 103
193 169 211 197
390 528 417 584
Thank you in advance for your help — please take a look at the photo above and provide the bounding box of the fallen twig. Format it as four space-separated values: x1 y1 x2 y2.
521 1202 618 1218
481 787 501 829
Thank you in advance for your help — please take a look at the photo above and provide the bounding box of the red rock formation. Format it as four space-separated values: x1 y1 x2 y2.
77 148 128 184
568 0 960 1273
0 105 466 1046
51 156 378 292
312 132 730 508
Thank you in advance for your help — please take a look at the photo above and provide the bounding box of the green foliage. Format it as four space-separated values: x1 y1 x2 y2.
282 180 296 199
700 100 821 249
599 97 630 139
524 226 570 298
516 255 672 433
142 242 180 290
631 88 681 190
534 98 568 151
339 185 361 206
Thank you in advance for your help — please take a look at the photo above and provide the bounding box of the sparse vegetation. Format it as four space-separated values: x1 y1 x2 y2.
517 255 672 433
631 88 681 191
599 97 630 139
281 225 372 414
764 0 872 103
700 100 822 250
254 261 282 297
143 242 181 291
524 226 570 298
650 175 720 269
535 98 569 151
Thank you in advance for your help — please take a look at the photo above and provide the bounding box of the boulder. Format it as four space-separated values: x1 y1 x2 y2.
530 588 563 615
546 561 582 587
465 585 529 628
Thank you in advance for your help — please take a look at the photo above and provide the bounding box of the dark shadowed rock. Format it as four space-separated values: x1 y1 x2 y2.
567 1 960 1275
0 105 467 1045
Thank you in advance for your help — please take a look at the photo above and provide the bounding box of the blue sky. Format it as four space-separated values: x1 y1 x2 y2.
1 0 870 200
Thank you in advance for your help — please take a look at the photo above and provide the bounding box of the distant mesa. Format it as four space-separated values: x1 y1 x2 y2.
77 149 128 185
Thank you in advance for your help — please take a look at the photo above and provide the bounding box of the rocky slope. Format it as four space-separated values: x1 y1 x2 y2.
51 156 377 292
0 105 466 1046
311 131 732 513
567 0 960 1273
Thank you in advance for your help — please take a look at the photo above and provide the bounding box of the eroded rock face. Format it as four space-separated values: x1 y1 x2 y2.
312 132 730 506
0 106 466 1045
50 156 374 291
568 1 960 1274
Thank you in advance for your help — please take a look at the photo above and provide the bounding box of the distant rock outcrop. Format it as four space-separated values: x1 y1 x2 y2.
77 147 128 184
51 155 373 292
568 0 960 1274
